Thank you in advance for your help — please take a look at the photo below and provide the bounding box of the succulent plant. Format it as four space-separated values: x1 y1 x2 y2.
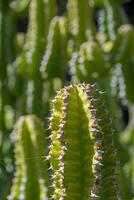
8 115 48 200
40 16 68 81
70 41 108 83
67 0 95 47
48 83 119 199
1 1 134 199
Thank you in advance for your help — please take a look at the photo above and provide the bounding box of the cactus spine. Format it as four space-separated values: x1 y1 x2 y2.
8 115 48 200
48 83 118 199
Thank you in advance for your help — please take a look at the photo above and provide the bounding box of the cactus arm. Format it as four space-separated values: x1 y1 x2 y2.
49 83 119 199
110 25 134 103
13 0 57 116
77 0 95 43
9 115 48 200
24 0 47 77
15 0 57 77
70 42 108 83
40 16 68 81
110 25 134 64
121 60 134 103
120 107 134 199
10 0 30 12
67 0 95 47
39 16 68 117
97 0 126 51
97 2 115 47
26 0 57 117
93 91 119 199
49 85 95 199
21 119 41 200
0 8 14 132
8 118 27 200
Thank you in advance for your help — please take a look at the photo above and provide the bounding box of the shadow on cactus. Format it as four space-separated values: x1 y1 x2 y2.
48 83 119 199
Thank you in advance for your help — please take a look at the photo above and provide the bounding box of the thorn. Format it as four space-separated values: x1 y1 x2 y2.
90 83 96 88
88 104 94 109
94 155 103 161
45 155 51 161
91 123 98 129
87 95 94 100
90 127 100 132
90 109 97 115
59 123 65 130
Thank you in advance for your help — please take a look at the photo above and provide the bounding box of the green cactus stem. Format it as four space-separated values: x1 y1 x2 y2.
97 0 126 51
48 83 119 199
16 0 57 78
40 16 68 81
8 115 48 200
0 6 14 132
39 16 68 117
110 25 134 103
13 0 57 116
110 25 134 64
119 106 134 199
70 42 108 83
67 0 95 46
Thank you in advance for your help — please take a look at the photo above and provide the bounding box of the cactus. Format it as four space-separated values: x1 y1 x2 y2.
1 0 134 199
8 115 48 200
70 41 109 83
97 0 126 50
67 0 95 47
40 16 68 81
16 0 57 77
0 1 15 133
48 83 118 199
12 0 57 116
110 24 134 103
110 25 134 64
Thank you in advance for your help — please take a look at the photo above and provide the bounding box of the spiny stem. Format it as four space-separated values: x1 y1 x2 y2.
9 115 48 200
48 83 119 199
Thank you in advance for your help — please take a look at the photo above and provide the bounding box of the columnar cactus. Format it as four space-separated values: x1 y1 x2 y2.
16 0 57 77
110 25 134 64
70 41 108 83
48 83 119 199
97 0 126 49
110 24 134 103
67 0 95 46
40 16 68 81
8 115 48 200
13 0 57 116
120 106 134 199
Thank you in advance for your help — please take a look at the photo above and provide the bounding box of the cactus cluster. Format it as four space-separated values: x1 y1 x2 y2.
6 84 119 200
0 0 134 199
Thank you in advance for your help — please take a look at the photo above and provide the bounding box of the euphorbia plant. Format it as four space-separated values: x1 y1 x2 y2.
48 83 119 199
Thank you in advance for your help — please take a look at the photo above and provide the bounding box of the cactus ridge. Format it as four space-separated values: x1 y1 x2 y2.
48 83 118 199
